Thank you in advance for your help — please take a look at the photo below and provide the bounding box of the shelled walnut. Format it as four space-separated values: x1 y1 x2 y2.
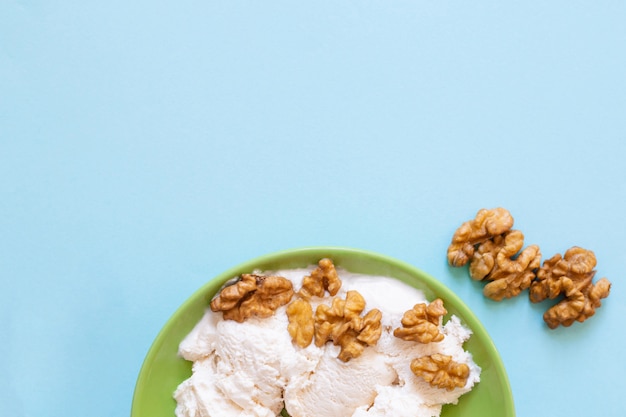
286 299 314 348
469 230 541 301
447 207 514 267
299 258 342 298
210 274 294 322
394 299 447 343
410 354 470 391
448 208 542 301
314 290 382 362
529 247 611 329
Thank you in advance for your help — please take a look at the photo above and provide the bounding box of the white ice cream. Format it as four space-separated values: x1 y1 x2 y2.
174 267 481 417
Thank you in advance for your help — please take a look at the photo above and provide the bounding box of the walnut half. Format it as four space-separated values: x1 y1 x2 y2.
286 299 314 348
447 207 514 267
529 247 611 328
314 290 382 362
210 274 294 322
469 230 541 301
393 299 447 343
410 354 470 391
299 258 342 299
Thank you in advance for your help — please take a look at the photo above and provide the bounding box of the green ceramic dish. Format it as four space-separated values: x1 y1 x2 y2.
131 247 515 417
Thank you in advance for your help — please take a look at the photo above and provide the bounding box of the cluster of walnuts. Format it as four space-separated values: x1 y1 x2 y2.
287 259 383 362
210 258 470 391
447 207 612 329
394 297 470 390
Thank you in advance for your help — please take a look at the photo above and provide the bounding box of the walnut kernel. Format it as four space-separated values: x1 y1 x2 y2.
447 207 514 267
210 274 294 322
469 230 541 301
410 353 470 391
394 299 447 343
314 290 382 362
299 258 342 298
286 299 314 348
529 247 611 328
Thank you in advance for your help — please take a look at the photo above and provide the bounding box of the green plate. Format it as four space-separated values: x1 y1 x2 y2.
131 247 515 417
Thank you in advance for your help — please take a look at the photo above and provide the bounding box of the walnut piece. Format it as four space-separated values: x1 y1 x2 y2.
286 299 314 348
314 290 382 362
394 299 447 343
447 207 514 267
529 247 611 328
410 354 470 391
469 230 541 301
299 258 342 298
210 274 294 322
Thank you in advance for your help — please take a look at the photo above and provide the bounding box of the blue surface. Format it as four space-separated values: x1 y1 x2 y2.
1 2 625 416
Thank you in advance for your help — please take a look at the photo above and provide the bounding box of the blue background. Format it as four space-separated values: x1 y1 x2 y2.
1 1 625 416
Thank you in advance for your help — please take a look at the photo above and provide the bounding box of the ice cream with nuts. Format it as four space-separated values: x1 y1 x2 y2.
174 259 481 417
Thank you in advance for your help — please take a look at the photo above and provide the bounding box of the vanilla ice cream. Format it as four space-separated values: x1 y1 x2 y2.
174 267 481 417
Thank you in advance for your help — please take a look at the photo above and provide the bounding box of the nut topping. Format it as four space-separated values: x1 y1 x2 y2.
210 274 294 322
